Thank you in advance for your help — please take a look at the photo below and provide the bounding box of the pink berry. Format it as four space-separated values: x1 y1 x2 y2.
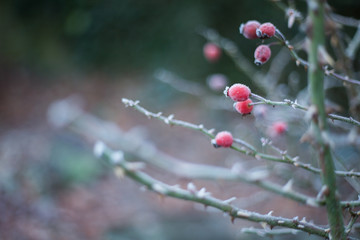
256 22 276 39
203 43 221 62
212 131 233 148
254 45 271 66
253 105 268 118
207 74 228 91
234 99 254 115
268 121 288 137
226 83 251 101
239 20 261 39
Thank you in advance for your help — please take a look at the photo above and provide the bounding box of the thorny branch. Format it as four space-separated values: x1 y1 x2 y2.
271 0 360 85
49 96 360 208
96 143 330 238
48 96 360 237
345 209 360 234
122 98 360 178
250 93 360 127
330 12 360 28
59 98 322 206
200 26 360 88
241 227 299 237
154 66 360 127
307 0 345 238
275 29 360 87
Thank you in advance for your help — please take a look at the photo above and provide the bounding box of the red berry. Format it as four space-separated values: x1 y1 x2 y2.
234 99 254 115
268 121 288 137
239 20 261 39
212 131 233 148
254 45 271 66
256 22 276 39
226 83 251 101
203 43 221 62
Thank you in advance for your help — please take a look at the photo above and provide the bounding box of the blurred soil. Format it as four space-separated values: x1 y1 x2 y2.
0 66 330 240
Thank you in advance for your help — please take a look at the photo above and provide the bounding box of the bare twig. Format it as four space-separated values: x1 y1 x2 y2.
154 67 360 126
58 97 319 206
154 68 206 96
330 13 360 28
324 66 360 86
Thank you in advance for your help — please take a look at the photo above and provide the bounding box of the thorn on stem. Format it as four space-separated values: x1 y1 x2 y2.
114 167 125 178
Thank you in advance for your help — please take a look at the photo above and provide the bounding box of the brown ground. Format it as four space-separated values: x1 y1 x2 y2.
0 66 336 240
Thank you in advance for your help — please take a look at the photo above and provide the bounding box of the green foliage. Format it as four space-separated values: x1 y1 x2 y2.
0 0 302 74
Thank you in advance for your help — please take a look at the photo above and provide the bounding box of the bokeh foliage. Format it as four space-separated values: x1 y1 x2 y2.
1 0 358 77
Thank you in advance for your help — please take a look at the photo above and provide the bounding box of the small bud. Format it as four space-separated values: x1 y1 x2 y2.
187 182 197 193
114 167 125 178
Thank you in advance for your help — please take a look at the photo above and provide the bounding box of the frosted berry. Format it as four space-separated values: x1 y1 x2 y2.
212 131 233 148
256 22 276 39
239 20 261 39
226 83 251 102
234 99 253 115
268 121 288 137
207 74 228 91
203 43 221 62
254 45 271 66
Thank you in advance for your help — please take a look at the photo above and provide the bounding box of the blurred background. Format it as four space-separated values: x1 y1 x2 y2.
1 0 360 239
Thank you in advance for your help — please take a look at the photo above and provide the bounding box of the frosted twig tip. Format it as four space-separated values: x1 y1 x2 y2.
122 98 140 107
94 141 106 158
111 151 124 164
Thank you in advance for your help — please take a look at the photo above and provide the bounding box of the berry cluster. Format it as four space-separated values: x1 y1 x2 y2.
225 83 253 115
239 20 277 65
209 21 288 149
